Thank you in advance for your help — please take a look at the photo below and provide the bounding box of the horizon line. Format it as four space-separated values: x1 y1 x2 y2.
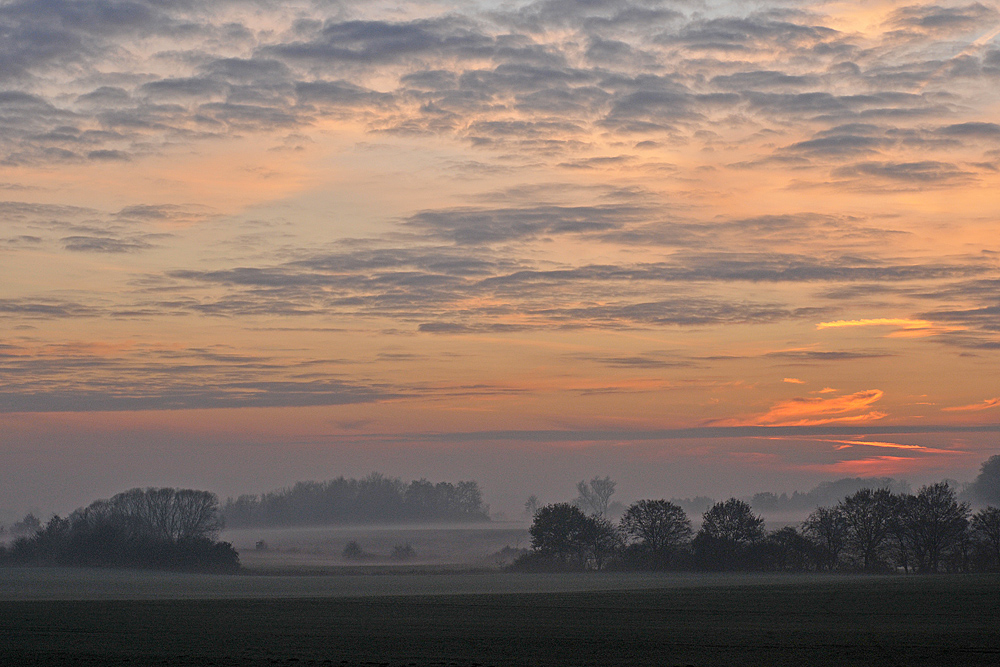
385 423 1000 442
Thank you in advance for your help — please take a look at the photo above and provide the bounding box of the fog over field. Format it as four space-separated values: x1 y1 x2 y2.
224 523 530 570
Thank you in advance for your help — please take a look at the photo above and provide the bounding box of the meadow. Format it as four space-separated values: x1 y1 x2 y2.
221 522 531 572
2 568 998 666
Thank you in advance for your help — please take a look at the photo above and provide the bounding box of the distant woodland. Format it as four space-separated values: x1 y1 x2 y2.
0 488 238 572
222 473 491 527
2 457 998 575
747 477 913 515
514 456 1000 574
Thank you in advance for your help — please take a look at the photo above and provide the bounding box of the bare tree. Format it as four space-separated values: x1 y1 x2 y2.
574 476 616 517
802 506 848 571
582 516 622 571
971 506 1000 569
904 483 970 573
174 489 224 540
698 499 765 544
838 487 895 571
692 498 765 570
104 488 223 541
621 500 692 554
524 494 540 519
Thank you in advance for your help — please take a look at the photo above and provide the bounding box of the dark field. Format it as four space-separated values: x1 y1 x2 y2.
2 572 998 667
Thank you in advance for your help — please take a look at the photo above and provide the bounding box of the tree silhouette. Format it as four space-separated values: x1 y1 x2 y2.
971 506 1000 570
574 476 616 517
802 506 848 571
762 526 813 571
342 541 364 560
903 483 970 573
529 503 592 567
693 498 764 570
523 494 540 519
699 499 765 544
970 455 1000 506
223 474 490 526
838 487 895 571
2 488 237 572
620 499 692 567
582 515 622 571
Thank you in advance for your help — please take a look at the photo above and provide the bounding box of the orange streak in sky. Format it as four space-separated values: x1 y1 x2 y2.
817 318 933 330
942 398 1000 412
749 389 886 426
820 439 960 455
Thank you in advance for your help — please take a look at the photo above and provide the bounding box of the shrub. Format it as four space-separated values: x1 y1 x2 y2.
342 540 364 560
390 543 416 561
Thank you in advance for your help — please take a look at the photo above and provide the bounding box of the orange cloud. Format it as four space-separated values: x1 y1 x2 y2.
817 318 933 330
816 318 961 338
801 455 929 477
749 389 886 427
822 439 959 455
783 378 805 384
942 398 1000 412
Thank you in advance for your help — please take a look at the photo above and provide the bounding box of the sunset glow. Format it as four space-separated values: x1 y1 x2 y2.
1 0 998 516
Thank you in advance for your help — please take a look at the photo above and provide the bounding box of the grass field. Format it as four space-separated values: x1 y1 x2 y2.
221 522 531 571
2 570 998 666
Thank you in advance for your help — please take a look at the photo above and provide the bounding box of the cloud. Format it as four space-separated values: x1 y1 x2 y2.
661 14 838 53
0 380 401 412
1 0 999 430
747 389 887 427
833 161 974 184
817 318 934 330
61 235 153 253
922 304 1000 331
0 0 992 172
372 423 1000 444
263 17 494 66
942 397 1000 412
404 204 650 244
572 352 694 369
886 3 999 35
0 298 99 318
0 341 404 412
938 121 1000 138
766 350 894 362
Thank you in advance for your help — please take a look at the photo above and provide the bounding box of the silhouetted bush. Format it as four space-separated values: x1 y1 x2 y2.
2 488 239 572
342 541 364 560
390 543 416 561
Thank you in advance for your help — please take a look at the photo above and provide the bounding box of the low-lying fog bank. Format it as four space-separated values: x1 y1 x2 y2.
223 522 530 571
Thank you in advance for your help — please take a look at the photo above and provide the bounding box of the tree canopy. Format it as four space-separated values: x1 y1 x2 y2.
223 474 490 527
0 487 238 572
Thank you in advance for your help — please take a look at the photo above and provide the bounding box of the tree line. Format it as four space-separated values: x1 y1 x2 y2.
0 487 239 572
748 477 912 515
513 482 1000 573
222 473 490 527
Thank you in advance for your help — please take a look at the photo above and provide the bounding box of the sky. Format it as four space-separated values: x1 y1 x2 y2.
1 0 999 520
